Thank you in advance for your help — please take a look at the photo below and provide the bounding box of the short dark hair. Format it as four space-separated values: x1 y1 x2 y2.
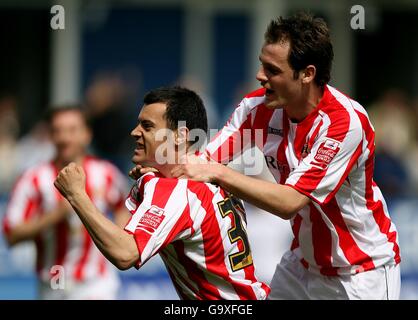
45 105 90 128
264 12 333 87
143 86 208 149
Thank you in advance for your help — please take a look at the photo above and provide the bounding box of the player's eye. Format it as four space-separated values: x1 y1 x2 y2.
266 66 280 75
139 121 153 131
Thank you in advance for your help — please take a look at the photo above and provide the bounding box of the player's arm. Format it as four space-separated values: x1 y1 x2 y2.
5 201 71 246
113 207 131 229
214 165 310 219
171 162 310 220
54 163 139 270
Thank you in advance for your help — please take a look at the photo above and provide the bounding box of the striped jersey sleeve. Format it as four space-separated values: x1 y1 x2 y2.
204 88 267 163
285 96 364 204
2 169 42 235
124 174 192 268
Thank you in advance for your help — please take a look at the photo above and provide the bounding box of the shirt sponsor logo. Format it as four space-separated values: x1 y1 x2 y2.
136 205 165 234
264 155 292 176
268 127 283 137
310 138 341 169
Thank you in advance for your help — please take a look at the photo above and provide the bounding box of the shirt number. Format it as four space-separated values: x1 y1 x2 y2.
217 196 253 272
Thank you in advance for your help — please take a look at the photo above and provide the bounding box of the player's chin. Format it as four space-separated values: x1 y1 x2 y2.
264 99 283 110
264 94 280 108
60 150 79 164
132 154 144 165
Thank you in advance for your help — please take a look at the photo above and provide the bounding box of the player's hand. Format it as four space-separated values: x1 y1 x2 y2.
54 162 87 200
171 154 222 183
128 164 159 180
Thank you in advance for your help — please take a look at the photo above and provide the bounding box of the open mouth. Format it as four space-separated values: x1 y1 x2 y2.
135 142 145 151
265 88 275 95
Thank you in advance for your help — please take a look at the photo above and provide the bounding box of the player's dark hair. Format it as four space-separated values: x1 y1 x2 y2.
45 105 91 128
264 11 333 87
143 86 208 149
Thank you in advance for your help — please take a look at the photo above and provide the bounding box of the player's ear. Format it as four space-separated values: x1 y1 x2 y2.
175 126 189 146
302 65 316 84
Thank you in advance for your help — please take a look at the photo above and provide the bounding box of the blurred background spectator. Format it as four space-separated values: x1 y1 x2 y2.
2 106 130 300
368 89 416 198
15 121 55 175
408 98 418 195
84 71 139 173
0 94 20 195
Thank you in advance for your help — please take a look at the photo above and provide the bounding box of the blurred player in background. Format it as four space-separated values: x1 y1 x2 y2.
2 106 130 299
171 12 401 300
54 87 270 300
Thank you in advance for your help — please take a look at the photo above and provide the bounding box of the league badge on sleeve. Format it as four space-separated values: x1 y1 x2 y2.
310 138 341 169
136 205 166 234
323 139 340 150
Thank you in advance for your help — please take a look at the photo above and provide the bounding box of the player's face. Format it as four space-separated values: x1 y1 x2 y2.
131 103 173 168
256 41 304 109
50 110 92 163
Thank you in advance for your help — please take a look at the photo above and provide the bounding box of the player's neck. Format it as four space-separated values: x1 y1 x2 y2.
157 164 175 178
54 154 85 170
156 150 194 179
286 85 324 122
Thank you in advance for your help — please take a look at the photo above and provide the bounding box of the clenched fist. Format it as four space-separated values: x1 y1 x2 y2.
54 162 87 200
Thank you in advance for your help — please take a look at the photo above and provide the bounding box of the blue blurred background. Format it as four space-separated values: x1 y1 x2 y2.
1 0 418 299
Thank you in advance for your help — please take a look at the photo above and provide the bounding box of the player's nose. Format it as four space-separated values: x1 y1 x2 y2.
131 125 142 138
256 66 267 83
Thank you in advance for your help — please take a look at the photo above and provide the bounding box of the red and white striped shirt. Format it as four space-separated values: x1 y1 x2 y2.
205 85 401 276
3 156 127 285
124 172 270 300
